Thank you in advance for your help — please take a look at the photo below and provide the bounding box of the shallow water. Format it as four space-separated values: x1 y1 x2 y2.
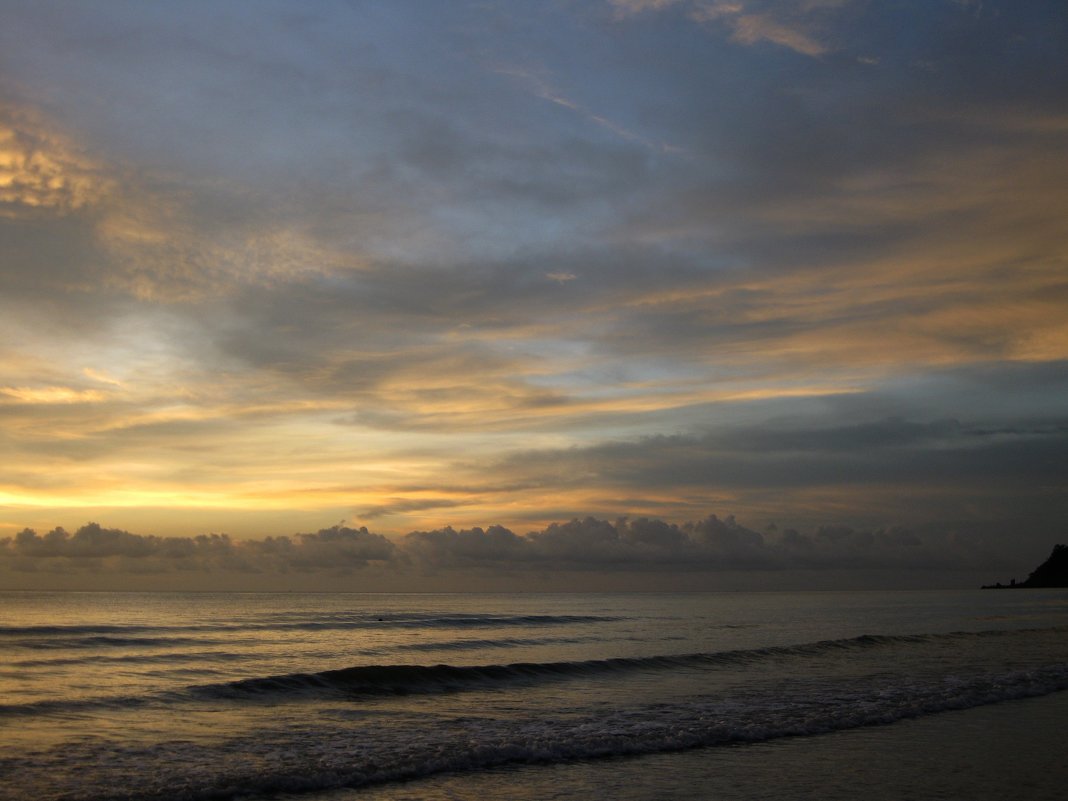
1 589 1066 800
335 689 1068 801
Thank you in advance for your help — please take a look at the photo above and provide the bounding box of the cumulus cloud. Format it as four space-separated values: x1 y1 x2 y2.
0 514 1029 583
2 523 397 575
404 525 528 568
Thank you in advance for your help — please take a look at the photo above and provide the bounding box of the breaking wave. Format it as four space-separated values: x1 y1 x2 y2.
10 664 1068 801
196 628 1054 700
6 627 1058 720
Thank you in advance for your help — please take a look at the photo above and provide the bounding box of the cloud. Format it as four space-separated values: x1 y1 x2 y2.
0 514 1005 579
404 525 528 569
0 104 111 217
724 12 827 56
95 199 351 301
495 65 676 152
11 523 161 559
613 0 836 57
2 523 397 575
0 100 356 304
489 413 1068 498
546 271 577 284
397 514 1028 574
264 526 398 570
690 3 829 56
609 0 684 15
358 497 470 521
0 386 108 404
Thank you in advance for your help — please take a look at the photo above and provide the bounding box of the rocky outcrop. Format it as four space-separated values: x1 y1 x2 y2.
983 544 1068 589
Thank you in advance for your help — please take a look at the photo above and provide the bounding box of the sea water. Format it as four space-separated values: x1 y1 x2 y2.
1 590 1066 800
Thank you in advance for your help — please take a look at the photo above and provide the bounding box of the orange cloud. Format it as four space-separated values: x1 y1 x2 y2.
725 12 827 55
0 386 108 404
616 1 831 57
0 105 110 217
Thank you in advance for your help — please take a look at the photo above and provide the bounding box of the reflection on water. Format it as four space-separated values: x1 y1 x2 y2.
1 590 1067 801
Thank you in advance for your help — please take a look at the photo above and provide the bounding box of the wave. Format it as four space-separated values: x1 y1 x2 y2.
10 651 257 668
253 667 1068 797
0 624 150 636
194 627 1057 701
5 635 217 650
4 626 1062 719
390 634 600 652
11 664 1068 801
0 694 152 718
0 613 617 640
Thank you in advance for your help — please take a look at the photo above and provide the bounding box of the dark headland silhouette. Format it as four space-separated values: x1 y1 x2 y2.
982 544 1068 589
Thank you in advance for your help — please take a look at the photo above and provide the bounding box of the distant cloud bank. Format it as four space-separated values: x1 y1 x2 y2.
0 515 1002 580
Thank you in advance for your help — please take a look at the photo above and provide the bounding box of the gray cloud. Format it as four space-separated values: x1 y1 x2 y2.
487 414 1068 495
399 515 1018 574
2 523 397 575
0 515 1006 579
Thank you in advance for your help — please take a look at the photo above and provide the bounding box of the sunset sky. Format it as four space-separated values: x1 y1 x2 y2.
1 0 1066 589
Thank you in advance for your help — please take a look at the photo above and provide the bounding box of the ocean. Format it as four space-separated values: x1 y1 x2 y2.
1 589 1066 800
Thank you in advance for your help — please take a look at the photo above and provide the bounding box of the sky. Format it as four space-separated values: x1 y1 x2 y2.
1 0 1066 590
